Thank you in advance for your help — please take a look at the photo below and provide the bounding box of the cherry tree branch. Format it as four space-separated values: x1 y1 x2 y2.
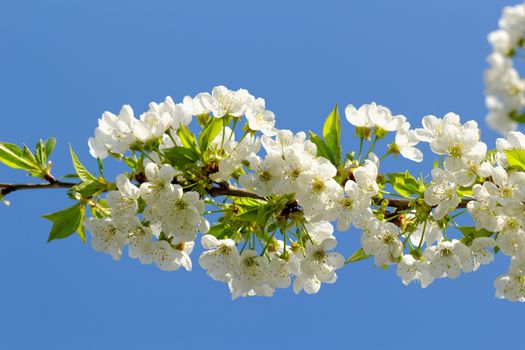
0 178 472 211
384 198 469 210
0 181 77 196
208 182 267 200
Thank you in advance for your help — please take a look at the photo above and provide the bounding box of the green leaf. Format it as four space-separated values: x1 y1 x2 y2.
345 247 370 264
387 171 424 198
124 156 137 169
70 146 97 182
0 142 39 171
308 131 337 165
256 204 275 227
233 197 265 210
22 145 41 175
71 180 108 197
207 223 233 240
177 126 200 154
237 207 260 222
77 221 86 244
164 146 200 169
97 158 104 176
457 186 473 197
91 199 110 219
43 204 85 242
62 173 80 179
198 118 223 153
44 137 57 158
509 110 525 123
322 104 341 165
505 149 525 172
458 226 494 246
35 140 47 168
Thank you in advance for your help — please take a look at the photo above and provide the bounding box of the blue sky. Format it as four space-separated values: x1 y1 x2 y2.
1 0 524 349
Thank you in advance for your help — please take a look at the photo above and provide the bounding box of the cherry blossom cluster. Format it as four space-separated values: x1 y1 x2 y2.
5 2 525 303
485 1 525 134
73 82 525 302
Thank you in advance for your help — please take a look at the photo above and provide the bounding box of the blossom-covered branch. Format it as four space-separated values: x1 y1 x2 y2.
3 1 525 303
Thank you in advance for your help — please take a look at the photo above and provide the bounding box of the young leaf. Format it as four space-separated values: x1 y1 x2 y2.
22 145 42 176
62 173 80 179
509 110 525 123
77 220 87 244
387 172 424 198
0 142 39 171
44 137 57 158
97 157 104 176
505 149 525 172
458 226 494 246
207 223 233 240
177 126 200 154
198 118 223 153
308 131 337 165
35 140 47 168
457 186 473 197
71 180 108 197
237 207 260 222
234 197 266 210
322 104 341 165
43 204 85 242
345 247 370 264
164 146 200 169
91 199 111 219
70 145 97 182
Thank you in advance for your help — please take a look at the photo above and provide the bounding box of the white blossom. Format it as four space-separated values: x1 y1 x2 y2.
88 105 136 159
85 217 127 261
199 85 254 118
366 102 405 133
494 254 525 302
470 237 496 271
423 240 472 279
345 103 374 129
106 174 140 221
295 158 341 220
293 238 344 294
409 220 443 248
328 179 370 231
396 254 434 288
392 122 423 162
140 240 194 272
467 183 504 232
361 219 403 266
131 105 172 143
245 98 277 136
229 250 273 299
496 217 525 257
199 235 240 282
424 168 460 220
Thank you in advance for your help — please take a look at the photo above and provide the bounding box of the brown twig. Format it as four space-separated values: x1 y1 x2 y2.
0 181 77 196
207 182 266 200
384 198 470 210
0 178 472 211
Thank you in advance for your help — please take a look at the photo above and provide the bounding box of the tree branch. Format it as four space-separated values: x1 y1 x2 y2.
0 178 472 212
208 182 266 200
384 198 469 210
0 181 77 196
